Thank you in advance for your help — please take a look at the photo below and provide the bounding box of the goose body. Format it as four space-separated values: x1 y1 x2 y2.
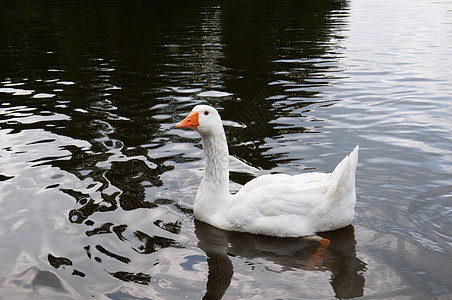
176 105 359 237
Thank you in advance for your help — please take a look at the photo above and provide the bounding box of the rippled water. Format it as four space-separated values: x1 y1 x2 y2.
0 0 451 299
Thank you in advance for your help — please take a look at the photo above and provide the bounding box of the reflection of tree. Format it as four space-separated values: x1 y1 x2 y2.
63 189 118 224
195 220 365 299
46 222 183 286
0 0 203 219
132 230 182 254
221 0 349 95
219 0 349 168
58 151 174 222
108 271 151 285
105 159 170 210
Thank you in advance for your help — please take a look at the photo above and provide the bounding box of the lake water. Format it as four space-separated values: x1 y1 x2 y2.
0 0 451 299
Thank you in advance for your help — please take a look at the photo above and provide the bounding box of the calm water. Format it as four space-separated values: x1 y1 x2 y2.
0 0 451 299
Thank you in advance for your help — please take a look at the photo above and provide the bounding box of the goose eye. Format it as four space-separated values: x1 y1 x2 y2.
204 111 209 116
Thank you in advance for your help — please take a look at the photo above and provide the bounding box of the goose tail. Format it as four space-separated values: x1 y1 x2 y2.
329 145 359 196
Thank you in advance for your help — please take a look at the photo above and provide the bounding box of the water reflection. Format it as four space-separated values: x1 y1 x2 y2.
1 0 450 298
195 220 366 299
216 0 350 169
10 268 68 294
0 0 354 297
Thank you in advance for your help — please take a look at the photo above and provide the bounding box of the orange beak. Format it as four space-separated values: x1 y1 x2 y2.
176 111 199 129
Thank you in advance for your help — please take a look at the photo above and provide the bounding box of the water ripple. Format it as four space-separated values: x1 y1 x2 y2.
0 0 451 299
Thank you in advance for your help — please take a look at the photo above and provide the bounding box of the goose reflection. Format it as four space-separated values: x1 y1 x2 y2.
195 220 365 299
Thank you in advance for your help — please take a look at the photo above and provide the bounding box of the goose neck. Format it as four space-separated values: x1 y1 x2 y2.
200 132 230 193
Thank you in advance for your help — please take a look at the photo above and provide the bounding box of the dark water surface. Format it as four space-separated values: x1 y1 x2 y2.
1 0 451 299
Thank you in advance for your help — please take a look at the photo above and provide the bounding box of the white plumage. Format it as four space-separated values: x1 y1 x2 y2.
176 105 359 237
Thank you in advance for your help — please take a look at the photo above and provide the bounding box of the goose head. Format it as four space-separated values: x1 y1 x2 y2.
176 105 223 136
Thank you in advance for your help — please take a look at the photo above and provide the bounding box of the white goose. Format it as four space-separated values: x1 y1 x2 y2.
176 105 358 238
